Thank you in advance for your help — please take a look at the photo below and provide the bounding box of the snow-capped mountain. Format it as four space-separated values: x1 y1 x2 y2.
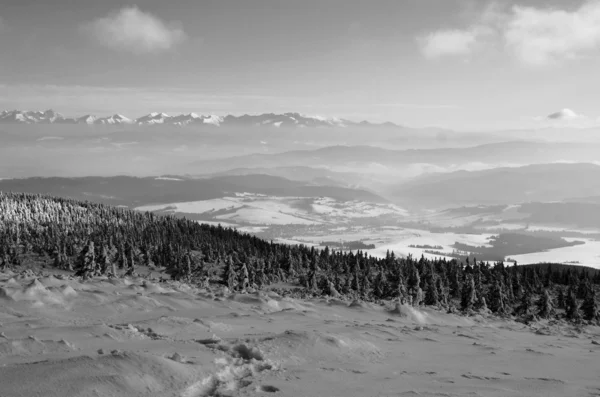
96 114 132 125
222 112 351 128
76 115 97 125
135 112 171 125
0 109 398 128
166 113 224 126
0 110 67 124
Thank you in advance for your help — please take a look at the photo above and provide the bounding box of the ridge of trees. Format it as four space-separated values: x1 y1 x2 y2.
0 192 599 324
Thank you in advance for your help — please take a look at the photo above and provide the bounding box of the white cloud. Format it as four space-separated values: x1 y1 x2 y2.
505 2 600 66
418 29 480 58
535 108 600 128
418 0 600 66
84 6 186 53
546 108 584 121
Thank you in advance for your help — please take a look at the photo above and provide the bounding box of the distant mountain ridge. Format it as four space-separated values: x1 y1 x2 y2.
0 174 389 207
189 141 600 174
0 109 398 128
390 163 600 208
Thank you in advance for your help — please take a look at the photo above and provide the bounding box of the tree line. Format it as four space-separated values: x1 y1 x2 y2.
0 192 599 324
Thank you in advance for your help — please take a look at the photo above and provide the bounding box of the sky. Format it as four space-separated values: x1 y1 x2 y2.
1 0 600 130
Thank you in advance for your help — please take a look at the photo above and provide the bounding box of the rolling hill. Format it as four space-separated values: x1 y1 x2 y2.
0 174 388 207
190 142 600 175
390 163 600 208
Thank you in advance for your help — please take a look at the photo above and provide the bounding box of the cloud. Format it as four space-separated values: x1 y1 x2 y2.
83 6 186 53
505 2 600 66
418 29 480 58
418 0 600 66
546 108 584 121
535 108 600 128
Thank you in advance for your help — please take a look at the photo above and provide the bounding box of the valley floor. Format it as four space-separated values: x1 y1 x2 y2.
1 270 599 397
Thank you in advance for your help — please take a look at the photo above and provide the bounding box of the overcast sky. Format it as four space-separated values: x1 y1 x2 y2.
1 0 600 130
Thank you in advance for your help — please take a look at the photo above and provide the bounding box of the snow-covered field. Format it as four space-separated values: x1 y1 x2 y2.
137 197 600 266
292 228 493 260
1 270 598 397
216 207 317 225
511 238 600 269
136 194 407 226
137 198 244 214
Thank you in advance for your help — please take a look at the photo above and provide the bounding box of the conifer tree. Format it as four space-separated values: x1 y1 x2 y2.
557 287 566 309
239 262 249 291
489 279 508 314
397 274 408 303
582 289 598 322
425 279 439 306
566 290 583 323
461 275 476 312
52 244 63 269
98 244 111 276
361 273 371 300
450 267 461 299
516 286 534 317
436 276 448 306
222 256 237 291
536 289 555 319
125 247 136 276
75 240 95 280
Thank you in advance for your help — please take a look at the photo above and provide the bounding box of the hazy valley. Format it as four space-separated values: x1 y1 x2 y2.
2 114 600 269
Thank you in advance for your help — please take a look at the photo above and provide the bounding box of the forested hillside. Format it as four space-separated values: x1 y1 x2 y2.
1 192 599 324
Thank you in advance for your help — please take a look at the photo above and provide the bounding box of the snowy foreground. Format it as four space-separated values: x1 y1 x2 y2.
1 271 599 397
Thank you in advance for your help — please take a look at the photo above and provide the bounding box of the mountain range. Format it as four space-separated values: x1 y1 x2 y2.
0 174 387 207
189 141 600 174
0 109 397 128
390 163 600 208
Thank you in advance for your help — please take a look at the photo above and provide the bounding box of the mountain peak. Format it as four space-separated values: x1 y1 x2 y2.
0 109 403 129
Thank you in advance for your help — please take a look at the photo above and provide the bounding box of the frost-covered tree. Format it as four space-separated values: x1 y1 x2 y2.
536 289 555 319
75 240 95 280
582 289 599 322
461 275 476 312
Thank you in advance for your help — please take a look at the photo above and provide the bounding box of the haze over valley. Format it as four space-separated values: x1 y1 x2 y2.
3 112 600 268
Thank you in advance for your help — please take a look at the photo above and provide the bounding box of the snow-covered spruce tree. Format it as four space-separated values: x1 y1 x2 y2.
581 289 599 323
460 274 477 312
557 287 566 309
0 249 9 271
565 290 583 323
117 245 127 270
239 262 249 291
397 274 408 304
124 246 136 276
327 278 341 297
425 279 439 306
75 240 95 280
52 244 62 269
221 256 237 291
473 262 483 297
97 244 111 276
536 289 555 319
373 270 386 300
450 265 461 299
577 279 592 300
436 276 449 306
256 259 267 289
489 279 508 314
361 273 371 300
515 286 534 317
